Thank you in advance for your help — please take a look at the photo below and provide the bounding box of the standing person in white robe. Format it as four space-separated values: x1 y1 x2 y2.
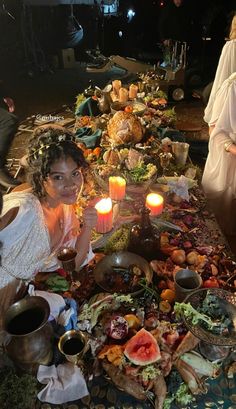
204 13 236 134
202 72 236 235
0 126 97 326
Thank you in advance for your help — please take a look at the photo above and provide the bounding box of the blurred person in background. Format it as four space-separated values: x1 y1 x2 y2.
159 0 193 46
0 80 20 188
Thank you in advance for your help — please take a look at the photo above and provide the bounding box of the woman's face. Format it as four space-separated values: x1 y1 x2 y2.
173 0 182 6
43 156 83 206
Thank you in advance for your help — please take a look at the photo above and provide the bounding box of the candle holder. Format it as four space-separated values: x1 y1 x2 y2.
159 152 172 176
57 247 78 282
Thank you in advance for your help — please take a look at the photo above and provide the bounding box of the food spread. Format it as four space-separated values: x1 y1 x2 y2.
29 77 236 409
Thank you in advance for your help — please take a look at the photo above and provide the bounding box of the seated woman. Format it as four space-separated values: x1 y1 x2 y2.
0 125 97 322
202 72 236 235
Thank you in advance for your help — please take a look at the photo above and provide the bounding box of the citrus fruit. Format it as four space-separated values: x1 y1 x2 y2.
159 300 172 313
124 105 133 113
160 289 176 303
124 314 141 329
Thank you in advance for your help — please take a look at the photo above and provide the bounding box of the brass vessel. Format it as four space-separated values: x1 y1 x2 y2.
3 296 53 373
58 330 89 365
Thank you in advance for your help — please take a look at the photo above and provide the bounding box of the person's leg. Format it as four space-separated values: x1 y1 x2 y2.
0 108 20 187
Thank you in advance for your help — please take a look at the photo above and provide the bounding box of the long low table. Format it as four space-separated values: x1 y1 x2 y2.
34 185 236 409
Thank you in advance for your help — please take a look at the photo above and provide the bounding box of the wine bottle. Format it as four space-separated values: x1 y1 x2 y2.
128 206 161 261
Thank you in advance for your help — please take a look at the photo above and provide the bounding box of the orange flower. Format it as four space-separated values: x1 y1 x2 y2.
93 147 102 158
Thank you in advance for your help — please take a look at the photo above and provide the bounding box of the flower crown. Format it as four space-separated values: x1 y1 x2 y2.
29 131 76 160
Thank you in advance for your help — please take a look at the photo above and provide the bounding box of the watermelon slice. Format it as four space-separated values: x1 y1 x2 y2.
124 328 161 366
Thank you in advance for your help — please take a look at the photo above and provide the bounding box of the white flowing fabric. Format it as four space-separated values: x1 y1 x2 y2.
37 362 88 404
204 40 236 125
202 74 236 234
0 192 93 325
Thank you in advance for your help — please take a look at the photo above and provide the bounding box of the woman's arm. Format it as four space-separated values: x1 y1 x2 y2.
0 207 19 230
208 125 215 136
74 206 97 269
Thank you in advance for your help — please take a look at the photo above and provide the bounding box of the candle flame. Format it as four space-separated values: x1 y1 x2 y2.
95 197 112 214
109 176 126 186
146 193 163 206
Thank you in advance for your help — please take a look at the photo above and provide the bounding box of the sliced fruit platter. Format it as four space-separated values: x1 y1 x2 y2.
78 286 220 409
75 189 236 408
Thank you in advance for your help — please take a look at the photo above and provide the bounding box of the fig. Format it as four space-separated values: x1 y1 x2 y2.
183 241 192 249
183 214 194 227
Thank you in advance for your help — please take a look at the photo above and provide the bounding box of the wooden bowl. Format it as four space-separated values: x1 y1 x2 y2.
93 251 153 295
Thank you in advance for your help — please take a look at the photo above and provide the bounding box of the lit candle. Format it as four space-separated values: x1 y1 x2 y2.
129 84 138 99
146 193 164 216
112 79 121 97
119 87 129 103
109 176 126 201
95 198 113 233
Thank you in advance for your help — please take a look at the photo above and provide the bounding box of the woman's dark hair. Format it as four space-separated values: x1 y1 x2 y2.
27 126 88 198
0 191 3 266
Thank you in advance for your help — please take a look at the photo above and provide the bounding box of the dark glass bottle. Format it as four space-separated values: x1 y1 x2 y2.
128 206 161 261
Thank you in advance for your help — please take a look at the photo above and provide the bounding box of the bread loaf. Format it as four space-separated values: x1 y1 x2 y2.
107 111 143 145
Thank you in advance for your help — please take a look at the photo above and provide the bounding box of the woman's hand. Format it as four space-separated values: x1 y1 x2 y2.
226 143 236 155
82 206 97 229
75 207 97 270
3 97 15 113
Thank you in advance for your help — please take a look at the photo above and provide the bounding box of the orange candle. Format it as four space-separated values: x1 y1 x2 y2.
112 79 122 97
129 84 138 99
119 87 129 103
109 176 126 201
146 193 164 216
95 198 113 233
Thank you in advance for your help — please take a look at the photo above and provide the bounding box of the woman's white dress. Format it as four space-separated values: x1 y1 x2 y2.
202 130 236 235
0 192 93 324
202 74 236 235
204 40 236 125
